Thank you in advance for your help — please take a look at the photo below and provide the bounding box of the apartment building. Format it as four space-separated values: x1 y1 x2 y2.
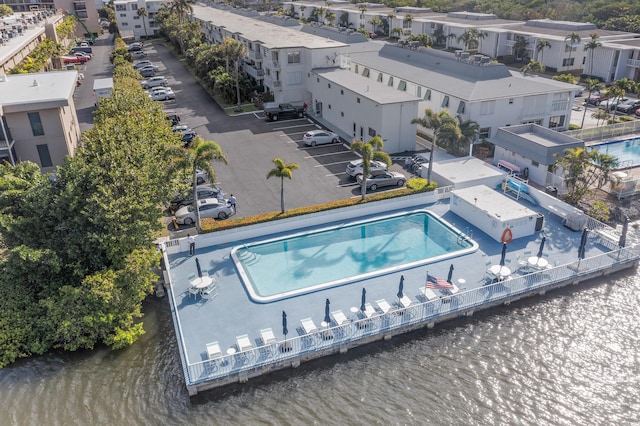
0 71 81 172
0 0 100 34
585 38 640 84
113 0 163 40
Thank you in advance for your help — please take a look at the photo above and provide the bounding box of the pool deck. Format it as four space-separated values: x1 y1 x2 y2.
161 191 640 396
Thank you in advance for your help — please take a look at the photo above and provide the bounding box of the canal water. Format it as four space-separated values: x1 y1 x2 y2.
2 264 639 424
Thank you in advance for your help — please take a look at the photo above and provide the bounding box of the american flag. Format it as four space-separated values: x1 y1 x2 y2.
426 273 454 290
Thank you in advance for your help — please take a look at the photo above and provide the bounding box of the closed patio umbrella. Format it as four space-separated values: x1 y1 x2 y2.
447 264 454 284
360 288 366 313
619 216 629 248
282 310 288 338
537 236 546 258
397 275 404 299
499 243 507 266
195 257 202 278
324 299 331 325
578 228 589 260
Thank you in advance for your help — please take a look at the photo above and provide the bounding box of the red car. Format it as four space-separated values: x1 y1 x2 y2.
62 56 87 65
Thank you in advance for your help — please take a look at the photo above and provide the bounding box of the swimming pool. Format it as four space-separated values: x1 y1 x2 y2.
231 210 478 302
589 137 640 168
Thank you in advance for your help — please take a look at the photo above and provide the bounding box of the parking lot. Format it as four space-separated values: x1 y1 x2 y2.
129 42 414 225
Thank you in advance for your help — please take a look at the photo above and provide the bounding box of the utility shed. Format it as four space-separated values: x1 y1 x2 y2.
451 185 542 242
93 78 113 107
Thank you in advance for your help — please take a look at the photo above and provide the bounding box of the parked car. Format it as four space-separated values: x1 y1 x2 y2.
174 198 233 224
170 185 222 210
346 159 388 178
303 130 339 146
73 52 92 60
133 60 152 69
149 88 176 101
263 103 305 121
140 76 168 89
131 50 147 59
146 86 173 96
127 43 142 52
61 56 87 65
616 99 640 114
356 171 407 191
139 67 156 77
173 124 191 134
599 98 627 111
137 64 159 74
181 131 198 145
585 93 603 105
166 113 180 126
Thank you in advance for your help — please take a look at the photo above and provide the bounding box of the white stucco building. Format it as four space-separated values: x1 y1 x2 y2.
113 0 164 40
585 37 640 84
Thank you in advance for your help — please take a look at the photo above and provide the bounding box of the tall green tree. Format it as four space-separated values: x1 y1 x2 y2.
175 137 228 230
520 59 546 75
564 32 582 70
591 108 609 127
170 0 193 24
411 109 460 184
221 38 248 112
581 78 605 128
535 38 551 63
137 7 148 39
513 35 529 61
266 158 300 214
584 33 602 76
554 147 618 205
350 136 392 200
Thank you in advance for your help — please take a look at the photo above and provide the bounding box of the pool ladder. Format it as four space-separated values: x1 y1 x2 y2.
457 227 473 246
237 250 261 265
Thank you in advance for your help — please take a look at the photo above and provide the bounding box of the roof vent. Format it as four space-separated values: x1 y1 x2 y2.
32 79 39 86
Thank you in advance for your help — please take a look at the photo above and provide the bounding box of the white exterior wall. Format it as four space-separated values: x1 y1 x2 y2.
493 146 549 187
309 73 419 153
114 0 164 41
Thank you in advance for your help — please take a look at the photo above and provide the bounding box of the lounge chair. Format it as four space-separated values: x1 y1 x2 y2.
375 299 391 314
331 310 349 325
206 341 222 360
300 317 318 334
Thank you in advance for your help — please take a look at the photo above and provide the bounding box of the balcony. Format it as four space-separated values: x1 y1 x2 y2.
272 80 282 90
244 64 265 80
627 58 640 68
271 61 280 70
248 50 262 61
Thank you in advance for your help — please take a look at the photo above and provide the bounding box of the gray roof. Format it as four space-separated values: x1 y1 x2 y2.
192 4 347 50
349 45 579 101
0 71 77 110
313 67 420 104
506 19 636 40
300 25 369 44
489 124 584 165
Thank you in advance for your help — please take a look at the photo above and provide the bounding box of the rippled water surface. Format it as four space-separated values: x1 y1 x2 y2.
2 271 639 425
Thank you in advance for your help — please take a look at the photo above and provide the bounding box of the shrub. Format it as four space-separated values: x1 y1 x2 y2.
588 201 610 222
568 123 581 130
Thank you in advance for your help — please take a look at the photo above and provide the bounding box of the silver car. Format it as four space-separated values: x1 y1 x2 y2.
303 130 339 146
356 171 407 191
174 198 233 225
140 76 167 89
149 88 175 101
346 159 388 178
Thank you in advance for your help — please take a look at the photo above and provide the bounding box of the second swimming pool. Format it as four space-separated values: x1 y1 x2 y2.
589 137 640 168
231 210 478 302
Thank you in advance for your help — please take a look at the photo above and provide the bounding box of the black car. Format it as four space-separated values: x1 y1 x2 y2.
616 100 640 114
181 131 198 145
166 113 181 126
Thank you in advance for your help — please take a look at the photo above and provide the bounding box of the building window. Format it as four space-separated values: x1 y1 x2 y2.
341 112 344 117
508 98 514 104
441 96 449 108
355 64 359 74
368 128 376 137
362 68 370 77
388 76 394 87
562 58 575 67
134 25 141 28
28 112 44 136
417 87 422 98
36 144 52 167
480 100 495 115
131 4 137 10
341 89 344 95
115 4 126 11
328 104 331 109
377 73 383 82
479 127 491 139
424 89 431 101
119 14 127 18
287 51 300 64
549 115 566 128
317 78 320 83
457 101 465 114
357 97 360 103
398 81 406 91
76 11 88 19
328 83 331 89
564 45 576 53
133 16 140 20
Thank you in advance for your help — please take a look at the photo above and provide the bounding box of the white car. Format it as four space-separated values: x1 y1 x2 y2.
146 86 173 96
149 88 175 101
303 130 339 146
346 159 388 178
133 60 152 69
174 198 233 224
140 76 168 89
131 50 147 59
74 52 92 60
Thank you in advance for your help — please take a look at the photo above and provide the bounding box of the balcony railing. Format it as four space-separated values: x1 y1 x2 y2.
182 241 640 387
272 80 282 89
627 58 640 68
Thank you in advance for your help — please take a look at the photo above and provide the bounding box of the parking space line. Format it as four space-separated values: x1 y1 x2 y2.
326 172 349 177
273 123 317 131
303 150 351 159
339 182 360 188
280 131 311 136
315 160 352 167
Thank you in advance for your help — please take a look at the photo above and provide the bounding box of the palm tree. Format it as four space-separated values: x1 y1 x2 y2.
403 14 413 36
513 35 529 62
457 119 479 157
457 29 476 51
358 4 367 28
535 39 550 63
170 0 193 24
608 78 634 121
581 78 604 128
350 136 392 200
553 147 618 204
564 32 581 71
179 137 228 230
136 7 148 39
266 158 299 213
591 108 609 127
520 60 545 75
369 16 382 35
222 37 247 112
476 30 487 53
584 33 602 77
411 109 460 185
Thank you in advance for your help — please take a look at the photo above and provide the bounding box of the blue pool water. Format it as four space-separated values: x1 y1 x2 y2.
231 211 478 302
590 137 640 168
